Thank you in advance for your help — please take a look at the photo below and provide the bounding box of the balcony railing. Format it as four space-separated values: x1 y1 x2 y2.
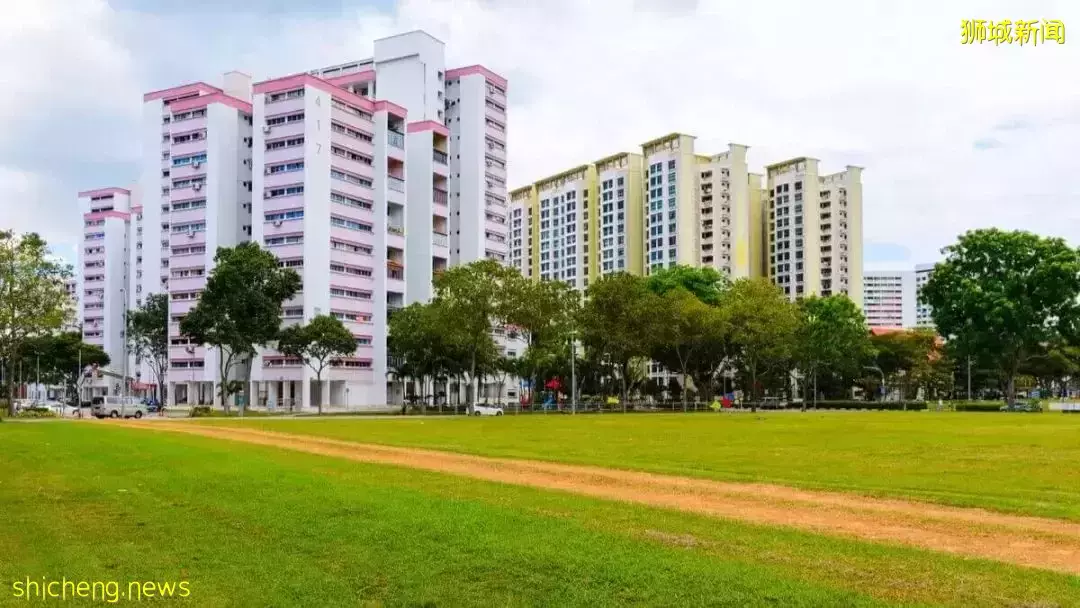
387 131 405 149
432 231 448 247
433 150 448 165
433 188 448 205
387 225 404 236
387 176 405 192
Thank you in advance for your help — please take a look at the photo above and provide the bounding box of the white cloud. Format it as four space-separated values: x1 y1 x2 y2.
2 0 1079 272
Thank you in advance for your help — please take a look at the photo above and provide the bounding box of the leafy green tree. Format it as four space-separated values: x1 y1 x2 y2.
180 243 300 412
580 273 658 410
870 329 940 401
432 260 522 405
651 287 715 411
794 295 873 408
18 332 109 403
724 278 798 412
126 293 168 402
0 231 72 415
645 265 727 305
921 229 1080 405
277 314 357 415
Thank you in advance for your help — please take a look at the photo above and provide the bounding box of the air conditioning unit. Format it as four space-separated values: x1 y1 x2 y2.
264 167 272 175
185 345 195 354
186 230 195 239
192 183 202 191
262 125 272 134
273 220 283 228
192 161 201 169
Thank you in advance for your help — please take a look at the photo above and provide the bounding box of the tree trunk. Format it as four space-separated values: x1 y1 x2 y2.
620 360 628 413
1006 371 1017 406
469 353 477 407
316 370 323 416
750 361 758 414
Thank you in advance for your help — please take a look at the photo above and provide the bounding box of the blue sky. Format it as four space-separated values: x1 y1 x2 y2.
3 0 1079 272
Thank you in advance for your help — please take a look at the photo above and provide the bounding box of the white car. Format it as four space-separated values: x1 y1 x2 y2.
469 404 504 416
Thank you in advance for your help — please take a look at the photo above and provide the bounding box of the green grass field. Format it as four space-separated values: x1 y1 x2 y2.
3 422 1079 607
199 412 1080 520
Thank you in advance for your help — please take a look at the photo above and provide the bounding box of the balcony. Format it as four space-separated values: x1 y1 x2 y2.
171 138 207 159
387 176 405 193
432 231 449 248
387 130 405 149
433 149 448 165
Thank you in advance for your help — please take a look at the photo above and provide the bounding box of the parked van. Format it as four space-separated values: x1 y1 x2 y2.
92 396 148 419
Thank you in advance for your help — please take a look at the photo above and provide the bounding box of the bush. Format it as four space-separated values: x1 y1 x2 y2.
189 406 214 418
953 402 1002 412
800 400 928 411
15 407 57 419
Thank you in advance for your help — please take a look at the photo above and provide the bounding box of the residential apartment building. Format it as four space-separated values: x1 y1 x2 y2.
915 263 935 328
863 270 915 328
76 187 133 396
765 158 863 304
140 73 255 406
512 134 764 288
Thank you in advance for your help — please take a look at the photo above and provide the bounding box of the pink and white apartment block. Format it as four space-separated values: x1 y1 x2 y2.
141 72 255 406
76 187 133 397
78 30 510 410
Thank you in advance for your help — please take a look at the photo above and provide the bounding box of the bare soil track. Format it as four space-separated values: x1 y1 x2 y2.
124 421 1080 575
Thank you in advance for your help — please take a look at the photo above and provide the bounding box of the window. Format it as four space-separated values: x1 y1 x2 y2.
331 145 373 165
171 199 206 211
267 161 304 174
264 235 303 247
171 222 206 234
330 122 374 143
266 185 304 199
331 192 373 211
170 267 206 279
330 99 373 121
266 136 305 151
332 311 373 323
330 169 373 188
330 239 373 255
267 88 304 103
266 112 304 126
171 245 206 256
278 259 304 269
330 216 372 232
265 210 304 222
330 287 372 300
330 263 372 277
172 108 207 121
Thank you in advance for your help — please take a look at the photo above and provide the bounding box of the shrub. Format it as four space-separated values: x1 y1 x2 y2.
15 407 57 419
189 406 214 418
800 400 928 411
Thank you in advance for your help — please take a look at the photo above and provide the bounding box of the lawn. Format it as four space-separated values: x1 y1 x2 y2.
2 422 1079 607
199 411 1080 520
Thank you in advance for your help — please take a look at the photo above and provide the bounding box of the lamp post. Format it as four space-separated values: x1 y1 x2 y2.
120 287 128 397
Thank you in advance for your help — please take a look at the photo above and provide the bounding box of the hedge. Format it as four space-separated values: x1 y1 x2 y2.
15 407 57 419
794 400 928 411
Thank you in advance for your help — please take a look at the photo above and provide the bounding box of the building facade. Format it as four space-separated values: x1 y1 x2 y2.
765 158 863 304
915 263 935 328
862 270 915 328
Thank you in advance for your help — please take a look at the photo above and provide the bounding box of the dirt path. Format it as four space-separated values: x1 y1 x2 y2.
126 421 1080 575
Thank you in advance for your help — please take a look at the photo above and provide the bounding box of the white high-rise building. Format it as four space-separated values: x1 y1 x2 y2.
915 263 935 328
863 270 915 328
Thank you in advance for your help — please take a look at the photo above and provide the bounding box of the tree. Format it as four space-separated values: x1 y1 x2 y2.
18 333 109 403
580 273 658 410
794 295 873 408
0 231 72 415
645 265 727 305
277 314 356 415
651 287 715 411
723 278 798 412
432 260 522 405
180 243 300 412
870 329 940 401
126 293 168 402
921 229 1080 405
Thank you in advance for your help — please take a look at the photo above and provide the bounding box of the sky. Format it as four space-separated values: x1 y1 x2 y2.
2 0 1078 272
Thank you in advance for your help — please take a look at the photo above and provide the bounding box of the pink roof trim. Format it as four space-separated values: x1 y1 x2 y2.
84 210 131 221
373 100 407 119
325 70 377 87
144 82 221 103
170 92 253 114
407 120 450 137
446 65 508 90
254 73 375 112
78 187 130 198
